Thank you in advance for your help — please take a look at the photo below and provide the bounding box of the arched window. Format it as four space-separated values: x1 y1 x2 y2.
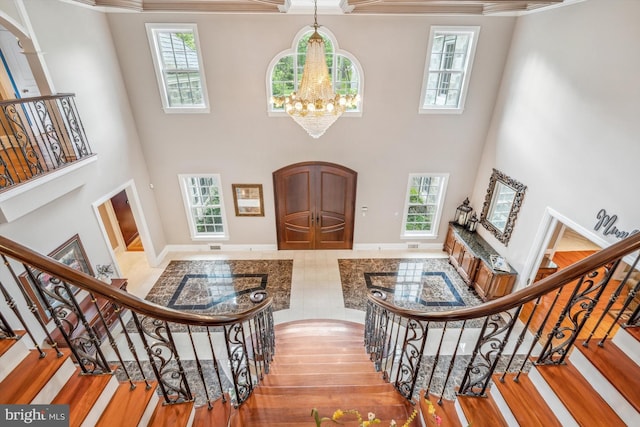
267 27 363 115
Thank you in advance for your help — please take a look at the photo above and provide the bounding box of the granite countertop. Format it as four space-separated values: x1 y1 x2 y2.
449 222 518 275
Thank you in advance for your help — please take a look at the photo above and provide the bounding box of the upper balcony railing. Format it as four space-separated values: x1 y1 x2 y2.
0 93 93 191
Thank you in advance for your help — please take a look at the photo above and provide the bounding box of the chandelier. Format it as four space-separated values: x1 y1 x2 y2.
272 0 359 138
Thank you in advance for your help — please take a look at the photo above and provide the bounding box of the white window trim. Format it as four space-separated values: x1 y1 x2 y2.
178 174 229 241
401 173 449 239
419 26 480 115
266 26 364 117
146 23 210 114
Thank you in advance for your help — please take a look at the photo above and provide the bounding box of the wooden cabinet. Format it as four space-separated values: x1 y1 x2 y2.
443 223 517 301
474 261 516 301
50 278 127 348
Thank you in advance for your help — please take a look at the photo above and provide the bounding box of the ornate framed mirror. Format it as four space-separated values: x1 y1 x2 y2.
480 169 527 246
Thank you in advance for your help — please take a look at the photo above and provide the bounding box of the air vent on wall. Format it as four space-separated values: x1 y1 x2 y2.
408 243 420 249
209 245 222 250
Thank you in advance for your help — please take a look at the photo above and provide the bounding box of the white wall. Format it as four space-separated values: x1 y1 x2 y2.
471 0 640 275
106 12 516 246
0 0 165 272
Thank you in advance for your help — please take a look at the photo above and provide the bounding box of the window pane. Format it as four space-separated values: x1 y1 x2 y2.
182 174 226 237
403 174 446 236
421 28 477 110
148 24 208 110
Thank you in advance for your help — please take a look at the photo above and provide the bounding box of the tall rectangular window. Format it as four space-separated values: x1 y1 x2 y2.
401 173 449 238
179 174 228 239
146 23 209 113
419 26 479 114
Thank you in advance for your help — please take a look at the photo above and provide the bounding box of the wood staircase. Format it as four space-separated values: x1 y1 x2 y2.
1 319 639 426
222 319 420 426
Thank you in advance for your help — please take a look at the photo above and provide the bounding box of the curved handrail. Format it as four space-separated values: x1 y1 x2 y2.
0 235 272 326
368 231 640 321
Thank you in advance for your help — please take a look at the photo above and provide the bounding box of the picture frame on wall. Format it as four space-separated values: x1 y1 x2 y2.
18 234 94 321
232 184 264 217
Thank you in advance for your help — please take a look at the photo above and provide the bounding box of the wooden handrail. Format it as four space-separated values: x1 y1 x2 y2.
0 235 272 326
369 232 640 321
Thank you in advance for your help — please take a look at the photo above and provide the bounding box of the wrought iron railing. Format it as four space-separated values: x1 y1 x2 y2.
0 94 93 190
0 235 274 409
365 233 640 404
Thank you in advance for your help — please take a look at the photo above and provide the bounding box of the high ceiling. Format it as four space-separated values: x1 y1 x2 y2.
72 0 571 15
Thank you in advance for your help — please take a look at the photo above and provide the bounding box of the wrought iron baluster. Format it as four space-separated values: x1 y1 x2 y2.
224 322 252 407
206 326 226 405
187 324 212 409
440 320 467 405
537 261 619 365
458 310 519 397
394 318 428 401
425 322 447 395
132 314 193 404
113 304 151 390
596 252 640 344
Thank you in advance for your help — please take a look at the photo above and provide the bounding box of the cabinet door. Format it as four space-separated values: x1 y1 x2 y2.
444 226 456 254
459 249 478 284
474 262 494 300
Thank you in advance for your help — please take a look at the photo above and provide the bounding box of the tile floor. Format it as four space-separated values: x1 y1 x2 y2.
116 248 450 326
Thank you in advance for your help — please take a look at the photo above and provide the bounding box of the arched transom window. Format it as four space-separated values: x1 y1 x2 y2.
267 27 363 115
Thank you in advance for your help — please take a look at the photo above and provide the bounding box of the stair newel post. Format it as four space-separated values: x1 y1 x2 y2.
113 304 151 390
132 313 193 404
537 260 619 365
596 252 640 345
439 319 467 405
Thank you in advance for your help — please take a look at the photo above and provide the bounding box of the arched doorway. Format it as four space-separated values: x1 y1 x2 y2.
273 161 357 250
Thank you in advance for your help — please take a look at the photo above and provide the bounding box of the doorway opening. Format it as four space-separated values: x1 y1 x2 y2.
94 183 151 286
523 208 635 340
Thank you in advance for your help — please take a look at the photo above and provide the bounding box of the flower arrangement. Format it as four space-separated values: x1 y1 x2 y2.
425 399 442 426
311 408 418 427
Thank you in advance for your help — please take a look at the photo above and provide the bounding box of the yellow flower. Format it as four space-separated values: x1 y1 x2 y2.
332 409 344 420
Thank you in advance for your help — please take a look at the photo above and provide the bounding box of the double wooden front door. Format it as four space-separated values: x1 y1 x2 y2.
273 162 357 250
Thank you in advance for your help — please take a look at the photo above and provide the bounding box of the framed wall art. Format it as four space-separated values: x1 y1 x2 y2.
19 234 93 320
232 184 264 217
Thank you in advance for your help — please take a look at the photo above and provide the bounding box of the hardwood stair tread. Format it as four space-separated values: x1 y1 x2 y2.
0 348 71 404
272 353 371 364
254 384 395 395
234 404 416 425
0 332 24 357
261 372 384 386
244 389 408 408
457 394 509 427
492 373 562 427
535 361 627 426
95 381 158 427
270 361 377 374
624 326 640 342
148 399 194 426
576 339 640 412
51 367 115 427
420 392 462 427
193 397 233 427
